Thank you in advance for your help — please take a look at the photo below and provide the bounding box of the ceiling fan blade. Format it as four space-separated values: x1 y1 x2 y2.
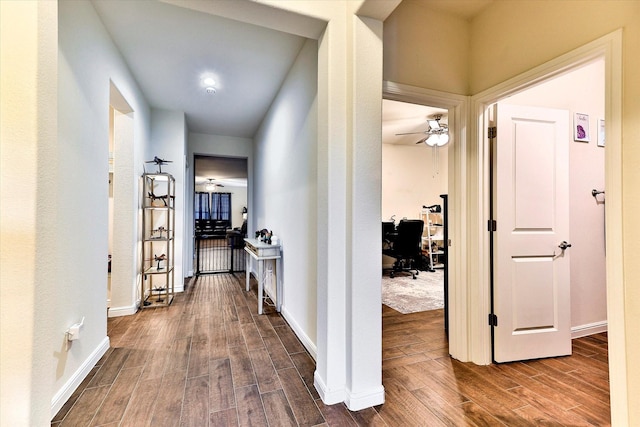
396 131 428 136
415 138 426 145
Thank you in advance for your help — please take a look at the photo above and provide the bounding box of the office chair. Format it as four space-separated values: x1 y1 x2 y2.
388 219 424 279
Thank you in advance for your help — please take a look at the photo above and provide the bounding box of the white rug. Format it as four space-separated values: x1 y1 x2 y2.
382 269 444 314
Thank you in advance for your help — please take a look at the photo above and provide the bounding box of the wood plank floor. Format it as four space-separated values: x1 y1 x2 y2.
53 274 610 426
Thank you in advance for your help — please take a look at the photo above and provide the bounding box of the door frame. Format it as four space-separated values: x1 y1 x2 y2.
469 29 624 416
383 81 469 358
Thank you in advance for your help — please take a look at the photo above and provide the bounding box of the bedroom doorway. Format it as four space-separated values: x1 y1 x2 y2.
381 99 449 316
193 155 248 275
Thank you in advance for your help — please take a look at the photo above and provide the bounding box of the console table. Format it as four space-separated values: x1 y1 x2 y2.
244 238 282 314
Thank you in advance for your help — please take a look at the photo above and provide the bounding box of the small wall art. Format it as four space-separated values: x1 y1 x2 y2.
598 118 605 147
574 112 590 142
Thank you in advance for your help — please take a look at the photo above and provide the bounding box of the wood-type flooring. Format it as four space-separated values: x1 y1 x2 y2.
52 273 611 426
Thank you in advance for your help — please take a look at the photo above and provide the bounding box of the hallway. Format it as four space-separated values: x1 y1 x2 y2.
53 274 610 426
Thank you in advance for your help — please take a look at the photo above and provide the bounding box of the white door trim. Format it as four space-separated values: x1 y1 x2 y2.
383 82 471 361
469 30 625 421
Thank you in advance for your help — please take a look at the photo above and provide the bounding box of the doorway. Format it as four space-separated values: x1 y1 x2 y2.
193 155 248 275
490 59 607 362
466 33 625 388
381 99 449 316
108 82 136 318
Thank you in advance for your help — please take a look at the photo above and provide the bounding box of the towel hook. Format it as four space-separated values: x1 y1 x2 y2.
591 189 605 198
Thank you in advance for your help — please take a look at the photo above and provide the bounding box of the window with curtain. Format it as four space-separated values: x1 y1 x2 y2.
194 192 210 220
211 193 231 222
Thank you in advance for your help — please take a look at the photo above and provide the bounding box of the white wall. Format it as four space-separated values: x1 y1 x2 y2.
382 144 448 222
253 38 318 354
0 0 151 423
149 108 187 291
1 2 57 424
502 59 606 334
55 0 151 417
187 133 253 277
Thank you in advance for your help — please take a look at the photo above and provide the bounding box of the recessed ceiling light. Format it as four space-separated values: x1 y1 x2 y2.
203 77 216 86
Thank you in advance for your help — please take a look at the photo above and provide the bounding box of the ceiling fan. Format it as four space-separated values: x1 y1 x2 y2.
396 114 449 146
204 178 224 191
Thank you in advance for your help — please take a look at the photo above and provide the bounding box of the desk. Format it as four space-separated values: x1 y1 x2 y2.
244 238 282 314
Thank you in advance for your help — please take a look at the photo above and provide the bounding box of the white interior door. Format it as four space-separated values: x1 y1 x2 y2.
493 104 571 363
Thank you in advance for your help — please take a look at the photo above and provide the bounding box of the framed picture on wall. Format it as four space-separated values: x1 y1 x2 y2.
598 118 605 147
574 112 590 142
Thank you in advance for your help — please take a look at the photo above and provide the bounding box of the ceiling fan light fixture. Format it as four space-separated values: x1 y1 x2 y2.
428 119 441 130
425 133 449 147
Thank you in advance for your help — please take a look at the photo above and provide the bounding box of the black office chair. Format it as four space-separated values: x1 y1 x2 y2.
388 219 424 279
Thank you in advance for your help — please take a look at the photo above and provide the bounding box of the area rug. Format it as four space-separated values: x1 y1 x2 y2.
382 269 444 314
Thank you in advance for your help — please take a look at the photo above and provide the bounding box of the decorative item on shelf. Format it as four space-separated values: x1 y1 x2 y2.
154 253 166 270
148 191 174 206
423 204 441 213
256 228 274 244
151 226 166 239
144 156 172 173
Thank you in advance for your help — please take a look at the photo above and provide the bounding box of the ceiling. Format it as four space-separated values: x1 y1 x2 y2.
92 0 306 138
194 156 247 188
418 0 493 20
92 1 482 177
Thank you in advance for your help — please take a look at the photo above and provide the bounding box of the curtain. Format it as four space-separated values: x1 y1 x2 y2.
194 192 210 220
211 193 231 221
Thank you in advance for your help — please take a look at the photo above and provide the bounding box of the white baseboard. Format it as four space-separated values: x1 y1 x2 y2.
345 385 385 411
107 303 138 318
281 306 317 361
51 336 110 419
314 371 346 405
572 320 608 339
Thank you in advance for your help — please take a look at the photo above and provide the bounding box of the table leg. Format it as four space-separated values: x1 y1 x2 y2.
276 258 282 312
258 259 264 315
245 251 250 291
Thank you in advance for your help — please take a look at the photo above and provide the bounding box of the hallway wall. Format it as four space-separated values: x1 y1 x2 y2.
0 1 153 423
253 38 319 355
149 108 187 291
54 0 153 415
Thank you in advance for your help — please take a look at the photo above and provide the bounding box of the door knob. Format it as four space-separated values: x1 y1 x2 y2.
558 241 572 250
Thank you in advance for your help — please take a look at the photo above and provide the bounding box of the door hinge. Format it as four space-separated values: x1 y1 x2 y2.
488 126 497 139
488 313 498 327
488 219 497 232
